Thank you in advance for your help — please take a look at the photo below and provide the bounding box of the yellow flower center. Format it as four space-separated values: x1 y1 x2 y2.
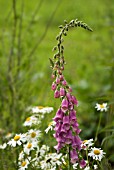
27 143 32 149
37 106 44 109
21 161 26 167
100 104 104 108
94 149 100 155
14 135 20 141
82 140 88 144
31 132 36 138
26 117 31 121
48 121 53 126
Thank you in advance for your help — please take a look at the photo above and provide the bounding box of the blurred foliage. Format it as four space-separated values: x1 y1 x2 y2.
0 0 114 169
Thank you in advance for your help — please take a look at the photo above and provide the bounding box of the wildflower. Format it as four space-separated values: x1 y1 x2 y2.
88 147 106 161
0 143 7 149
31 106 53 114
80 159 86 168
18 158 30 170
94 164 98 169
56 77 60 84
40 152 62 170
51 82 57 90
54 90 60 98
38 145 50 157
26 129 41 142
73 163 78 169
4 132 13 139
70 149 78 164
23 142 37 155
61 98 69 112
18 151 25 161
81 139 94 149
45 121 56 133
60 87 66 96
7 134 26 147
84 165 90 170
23 116 38 126
95 103 108 112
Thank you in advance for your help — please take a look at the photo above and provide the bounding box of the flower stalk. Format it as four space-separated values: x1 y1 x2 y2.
50 19 93 168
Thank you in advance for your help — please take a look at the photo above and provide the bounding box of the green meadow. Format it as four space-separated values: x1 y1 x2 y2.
0 0 114 169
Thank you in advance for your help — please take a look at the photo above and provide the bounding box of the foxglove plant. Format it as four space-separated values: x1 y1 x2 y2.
50 19 93 169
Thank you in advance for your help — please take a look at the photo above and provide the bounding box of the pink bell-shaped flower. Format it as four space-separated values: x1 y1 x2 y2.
61 98 69 112
60 87 65 97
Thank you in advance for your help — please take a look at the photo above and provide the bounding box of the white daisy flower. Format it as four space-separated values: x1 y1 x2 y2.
18 158 30 170
26 129 41 142
84 165 90 170
4 132 13 139
40 152 62 170
94 164 98 169
31 106 53 114
23 142 37 155
23 116 38 126
73 163 78 169
0 143 7 149
95 103 108 112
18 151 25 161
45 121 56 133
88 147 106 161
37 145 50 157
81 139 94 149
7 134 26 147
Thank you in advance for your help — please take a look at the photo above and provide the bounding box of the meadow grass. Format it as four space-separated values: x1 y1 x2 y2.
0 0 114 169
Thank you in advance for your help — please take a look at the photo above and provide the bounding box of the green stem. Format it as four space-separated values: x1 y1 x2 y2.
68 146 71 170
94 111 102 142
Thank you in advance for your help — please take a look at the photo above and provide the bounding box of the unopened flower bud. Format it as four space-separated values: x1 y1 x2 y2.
57 69 62 75
51 82 57 91
56 77 60 84
60 75 64 81
60 87 65 96
51 74 55 79
62 80 67 86
54 90 60 98
61 66 64 70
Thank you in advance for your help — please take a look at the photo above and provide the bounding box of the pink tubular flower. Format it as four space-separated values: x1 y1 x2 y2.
72 136 82 150
53 108 64 122
69 110 77 124
60 87 65 96
72 95 78 106
51 34 85 165
80 159 86 168
61 98 69 112
66 92 72 102
70 149 79 164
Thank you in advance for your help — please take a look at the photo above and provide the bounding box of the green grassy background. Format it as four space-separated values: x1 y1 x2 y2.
0 0 114 169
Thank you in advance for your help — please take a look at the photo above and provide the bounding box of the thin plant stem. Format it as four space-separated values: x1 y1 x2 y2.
94 111 102 142
68 146 71 170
